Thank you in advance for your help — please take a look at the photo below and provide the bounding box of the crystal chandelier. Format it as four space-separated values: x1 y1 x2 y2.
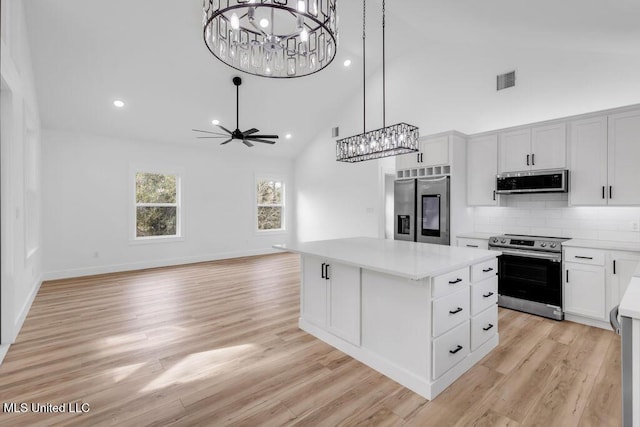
202 0 338 78
336 0 419 163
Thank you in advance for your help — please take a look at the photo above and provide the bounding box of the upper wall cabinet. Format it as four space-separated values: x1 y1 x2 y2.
569 108 640 206
498 123 566 173
608 109 640 206
568 115 608 206
467 134 498 206
396 135 449 172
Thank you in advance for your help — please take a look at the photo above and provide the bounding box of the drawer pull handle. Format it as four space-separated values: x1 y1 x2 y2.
448 278 463 284
575 256 593 260
449 345 463 354
483 292 494 298
482 267 494 273
483 324 494 331
449 307 463 315
466 244 479 248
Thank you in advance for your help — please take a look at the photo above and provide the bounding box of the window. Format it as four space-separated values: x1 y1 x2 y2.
256 177 285 231
135 172 180 239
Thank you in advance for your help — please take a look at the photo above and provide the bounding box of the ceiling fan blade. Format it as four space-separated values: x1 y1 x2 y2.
192 128 228 136
246 137 276 145
242 139 255 147
242 128 259 136
217 125 233 135
249 135 279 139
220 139 233 145
196 136 231 139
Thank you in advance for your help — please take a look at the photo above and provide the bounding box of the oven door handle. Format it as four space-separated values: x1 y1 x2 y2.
497 248 562 262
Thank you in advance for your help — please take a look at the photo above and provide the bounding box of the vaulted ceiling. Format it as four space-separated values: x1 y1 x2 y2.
24 0 640 158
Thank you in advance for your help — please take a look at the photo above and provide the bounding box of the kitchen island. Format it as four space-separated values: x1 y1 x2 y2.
274 237 501 400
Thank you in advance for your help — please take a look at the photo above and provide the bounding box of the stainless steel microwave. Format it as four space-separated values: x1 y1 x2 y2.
495 169 569 194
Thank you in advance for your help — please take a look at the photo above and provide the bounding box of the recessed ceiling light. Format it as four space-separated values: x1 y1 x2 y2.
343 59 352 67
259 18 269 28
212 119 220 125
113 99 125 108
285 133 292 139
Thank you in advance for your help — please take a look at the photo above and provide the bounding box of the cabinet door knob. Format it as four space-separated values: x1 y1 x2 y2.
449 345 463 354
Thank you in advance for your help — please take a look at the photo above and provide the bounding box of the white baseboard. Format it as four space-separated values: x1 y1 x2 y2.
13 274 43 342
564 313 612 331
0 344 9 364
42 248 285 281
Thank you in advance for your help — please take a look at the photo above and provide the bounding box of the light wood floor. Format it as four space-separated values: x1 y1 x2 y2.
0 253 621 426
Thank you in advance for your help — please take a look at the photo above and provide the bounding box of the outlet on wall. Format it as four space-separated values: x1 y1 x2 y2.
631 221 640 232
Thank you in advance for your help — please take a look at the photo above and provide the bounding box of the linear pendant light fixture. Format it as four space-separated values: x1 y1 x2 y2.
336 0 419 162
202 0 338 78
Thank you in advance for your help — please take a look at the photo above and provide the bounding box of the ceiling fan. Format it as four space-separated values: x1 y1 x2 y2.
193 76 278 147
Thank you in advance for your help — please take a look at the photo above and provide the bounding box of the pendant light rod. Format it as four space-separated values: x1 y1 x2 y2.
382 0 386 130
362 0 366 135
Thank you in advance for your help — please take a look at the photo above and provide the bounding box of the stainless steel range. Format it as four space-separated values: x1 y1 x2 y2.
488 234 571 320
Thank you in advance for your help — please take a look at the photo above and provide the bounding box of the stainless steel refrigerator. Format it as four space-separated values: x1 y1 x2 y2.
394 176 450 245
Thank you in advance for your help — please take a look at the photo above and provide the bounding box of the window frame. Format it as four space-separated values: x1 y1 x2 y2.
255 174 287 234
130 167 183 244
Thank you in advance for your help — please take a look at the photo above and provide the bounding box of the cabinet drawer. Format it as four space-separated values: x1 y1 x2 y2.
564 248 605 266
471 276 498 316
432 267 470 298
458 238 489 250
471 258 497 283
433 320 470 380
471 307 498 351
432 287 470 337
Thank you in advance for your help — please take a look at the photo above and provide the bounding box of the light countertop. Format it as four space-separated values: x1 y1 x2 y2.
456 232 495 240
620 278 640 319
562 239 640 252
274 237 500 280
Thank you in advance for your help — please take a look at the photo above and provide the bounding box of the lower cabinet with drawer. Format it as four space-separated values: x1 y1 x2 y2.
433 321 470 379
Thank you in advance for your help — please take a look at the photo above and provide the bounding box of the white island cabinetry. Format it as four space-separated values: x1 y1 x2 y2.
277 237 500 400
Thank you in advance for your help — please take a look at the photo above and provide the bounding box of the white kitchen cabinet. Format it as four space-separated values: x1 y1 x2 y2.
564 262 606 320
608 109 640 206
568 115 608 206
498 123 566 173
499 128 531 173
457 237 489 250
301 255 361 345
568 109 640 206
608 251 640 315
395 134 451 177
466 134 498 206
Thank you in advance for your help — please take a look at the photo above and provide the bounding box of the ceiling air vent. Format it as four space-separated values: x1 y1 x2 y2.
497 71 516 91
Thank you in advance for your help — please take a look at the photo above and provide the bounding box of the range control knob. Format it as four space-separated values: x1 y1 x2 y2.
550 243 557 248
492 238 499 243
501 239 507 244
540 242 547 248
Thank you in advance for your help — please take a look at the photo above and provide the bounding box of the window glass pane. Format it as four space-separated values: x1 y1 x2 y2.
136 206 177 237
257 180 282 204
136 173 177 203
257 206 282 230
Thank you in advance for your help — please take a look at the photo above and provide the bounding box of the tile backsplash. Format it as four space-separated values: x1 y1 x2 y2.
474 194 640 242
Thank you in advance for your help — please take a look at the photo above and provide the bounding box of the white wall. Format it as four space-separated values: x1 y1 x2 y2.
1 0 43 346
42 130 294 279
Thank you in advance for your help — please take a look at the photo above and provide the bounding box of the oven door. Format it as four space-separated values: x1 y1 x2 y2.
497 249 562 307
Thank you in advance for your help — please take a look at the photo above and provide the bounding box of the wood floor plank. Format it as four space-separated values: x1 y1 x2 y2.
0 253 623 426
